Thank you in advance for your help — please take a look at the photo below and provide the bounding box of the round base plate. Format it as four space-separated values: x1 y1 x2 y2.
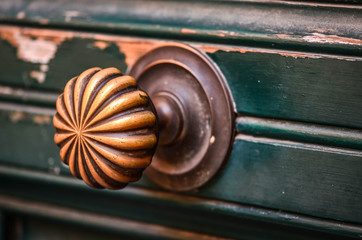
129 43 234 192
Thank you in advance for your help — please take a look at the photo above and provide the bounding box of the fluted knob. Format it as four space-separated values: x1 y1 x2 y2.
53 67 158 190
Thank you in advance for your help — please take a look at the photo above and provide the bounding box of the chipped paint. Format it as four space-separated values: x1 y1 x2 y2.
16 11 25 19
14 35 57 64
38 19 50 25
0 28 69 64
93 41 110 50
33 115 51 125
181 28 198 34
207 31 227 38
302 33 362 46
40 64 49 72
30 70 46 84
197 45 248 54
64 11 85 22
197 44 317 59
117 41 159 66
9 111 25 122
276 34 292 40
181 29 232 38
30 64 49 84
0 25 360 71
277 52 313 59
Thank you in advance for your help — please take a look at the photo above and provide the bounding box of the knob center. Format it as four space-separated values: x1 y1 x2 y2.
152 92 184 146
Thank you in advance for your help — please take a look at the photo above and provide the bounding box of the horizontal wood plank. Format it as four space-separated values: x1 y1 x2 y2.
0 103 361 225
210 50 362 129
0 169 361 239
0 0 361 55
200 135 362 224
0 26 361 128
236 116 362 150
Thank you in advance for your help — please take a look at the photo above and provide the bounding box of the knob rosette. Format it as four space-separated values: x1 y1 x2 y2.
53 67 158 189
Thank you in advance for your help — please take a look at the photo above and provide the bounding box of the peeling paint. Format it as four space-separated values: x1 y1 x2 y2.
16 11 25 19
277 52 313 59
93 41 110 50
33 115 51 125
38 19 50 25
197 45 248 54
9 111 25 122
0 86 13 95
181 28 198 34
302 33 362 46
207 31 227 38
40 64 49 72
30 64 49 84
17 37 57 64
181 29 229 38
30 70 46 84
17 36 55 63
197 44 317 59
276 34 292 40
0 25 359 71
0 27 68 64
117 41 159 66
64 11 85 22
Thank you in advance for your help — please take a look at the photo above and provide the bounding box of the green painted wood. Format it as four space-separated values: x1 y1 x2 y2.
0 1 361 237
0 103 361 226
0 0 361 55
0 167 360 240
199 135 362 224
209 51 362 129
0 37 126 91
0 103 68 175
236 116 362 150
1 31 362 129
0 85 58 108
21 218 133 240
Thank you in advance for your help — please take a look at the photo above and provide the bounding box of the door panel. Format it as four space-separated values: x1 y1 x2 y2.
0 0 361 239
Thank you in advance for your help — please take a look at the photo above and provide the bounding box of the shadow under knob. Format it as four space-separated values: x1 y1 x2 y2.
53 67 158 190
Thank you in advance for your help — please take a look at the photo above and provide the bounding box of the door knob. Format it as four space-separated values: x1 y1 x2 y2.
53 43 234 192
53 67 158 190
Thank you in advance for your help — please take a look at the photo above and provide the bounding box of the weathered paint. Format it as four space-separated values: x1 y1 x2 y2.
0 28 68 64
0 25 361 130
116 41 161 67
0 0 361 58
9 111 25 123
93 41 110 50
302 33 362 45
0 0 361 239
32 115 51 125
30 71 46 84
0 25 359 69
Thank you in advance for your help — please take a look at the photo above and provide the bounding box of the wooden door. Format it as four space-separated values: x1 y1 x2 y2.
0 0 361 239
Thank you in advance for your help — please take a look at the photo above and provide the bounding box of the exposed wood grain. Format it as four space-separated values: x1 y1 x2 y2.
0 0 361 55
0 26 361 129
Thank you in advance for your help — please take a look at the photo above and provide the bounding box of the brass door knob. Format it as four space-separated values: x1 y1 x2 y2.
53 43 234 192
53 67 158 189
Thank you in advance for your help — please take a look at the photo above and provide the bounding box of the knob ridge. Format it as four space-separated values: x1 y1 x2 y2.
53 67 158 189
